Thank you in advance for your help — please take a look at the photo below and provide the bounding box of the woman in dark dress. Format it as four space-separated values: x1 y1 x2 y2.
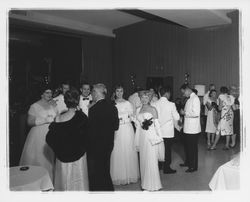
231 86 240 147
46 88 89 191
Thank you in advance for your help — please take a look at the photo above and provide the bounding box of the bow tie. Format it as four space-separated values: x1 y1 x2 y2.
82 97 89 101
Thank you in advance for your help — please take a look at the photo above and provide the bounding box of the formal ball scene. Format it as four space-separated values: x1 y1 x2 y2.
8 9 241 192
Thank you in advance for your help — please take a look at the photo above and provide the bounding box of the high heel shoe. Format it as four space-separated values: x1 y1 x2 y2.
209 145 216 150
223 146 230 150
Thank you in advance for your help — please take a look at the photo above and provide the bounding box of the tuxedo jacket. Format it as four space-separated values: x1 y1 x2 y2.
87 99 119 155
183 92 201 134
153 97 180 138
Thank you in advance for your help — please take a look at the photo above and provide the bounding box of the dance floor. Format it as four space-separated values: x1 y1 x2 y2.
114 134 240 191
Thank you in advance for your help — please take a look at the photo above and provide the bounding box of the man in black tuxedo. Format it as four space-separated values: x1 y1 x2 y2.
87 83 119 191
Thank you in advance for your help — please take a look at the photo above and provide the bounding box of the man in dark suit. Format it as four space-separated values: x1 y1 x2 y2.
87 83 119 191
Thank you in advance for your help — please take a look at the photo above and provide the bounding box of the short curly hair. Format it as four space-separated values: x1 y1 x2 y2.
220 86 229 94
64 87 80 108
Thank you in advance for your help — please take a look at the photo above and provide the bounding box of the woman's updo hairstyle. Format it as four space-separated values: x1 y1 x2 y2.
64 87 80 108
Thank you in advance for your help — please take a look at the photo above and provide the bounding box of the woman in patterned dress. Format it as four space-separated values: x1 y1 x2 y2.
210 87 235 150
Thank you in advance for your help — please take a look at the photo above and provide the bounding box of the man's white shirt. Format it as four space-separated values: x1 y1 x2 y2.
79 94 92 116
153 97 180 138
184 92 201 134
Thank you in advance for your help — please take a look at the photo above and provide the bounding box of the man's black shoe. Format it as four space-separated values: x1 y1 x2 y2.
185 168 197 173
179 163 188 167
163 168 177 174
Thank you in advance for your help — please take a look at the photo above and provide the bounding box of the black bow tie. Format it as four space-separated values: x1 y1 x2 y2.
82 97 89 101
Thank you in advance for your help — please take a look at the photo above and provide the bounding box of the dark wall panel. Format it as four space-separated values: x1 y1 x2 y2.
186 11 239 90
81 35 114 94
114 20 188 97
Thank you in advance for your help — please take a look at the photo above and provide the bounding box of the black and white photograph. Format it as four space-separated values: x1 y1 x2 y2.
1 0 250 201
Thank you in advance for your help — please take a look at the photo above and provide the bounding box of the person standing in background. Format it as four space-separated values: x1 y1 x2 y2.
203 84 216 126
210 86 235 150
153 86 180 174
180 84 201 173
79 82 92 116
230 85 240 148
205 90 219 149
110 85 139 185
53 81 70 114
128 86 143 115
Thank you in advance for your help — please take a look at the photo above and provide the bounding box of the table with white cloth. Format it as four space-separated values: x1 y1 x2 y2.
209 154 240 190
9 165 54 191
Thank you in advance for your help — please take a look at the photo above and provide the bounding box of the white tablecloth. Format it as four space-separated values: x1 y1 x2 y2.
209 154 240 190
10 165 54 191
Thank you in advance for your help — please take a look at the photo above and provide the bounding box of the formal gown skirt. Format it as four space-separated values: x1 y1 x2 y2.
139 128 162 191
205 109 217 133
54 154 89 191
110 123 139 185
19 124 54 180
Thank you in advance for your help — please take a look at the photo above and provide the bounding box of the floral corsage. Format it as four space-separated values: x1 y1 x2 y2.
142 118 153 130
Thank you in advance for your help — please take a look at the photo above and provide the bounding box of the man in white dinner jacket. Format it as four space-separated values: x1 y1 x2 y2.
153 86 180 174
180 84 201 173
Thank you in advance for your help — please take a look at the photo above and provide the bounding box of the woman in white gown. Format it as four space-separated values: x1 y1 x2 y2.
19 85 57 180
110 85 139 185
46 88 89 191
134 90 164 191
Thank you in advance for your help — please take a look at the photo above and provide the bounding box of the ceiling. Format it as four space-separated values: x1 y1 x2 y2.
9 9 235 37
145 9 233 28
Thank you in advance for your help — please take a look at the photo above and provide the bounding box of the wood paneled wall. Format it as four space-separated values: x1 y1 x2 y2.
186 11 239 92
114 20 188 97
113 11 239 99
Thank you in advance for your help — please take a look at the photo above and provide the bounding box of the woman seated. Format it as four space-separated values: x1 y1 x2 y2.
46 88 89 191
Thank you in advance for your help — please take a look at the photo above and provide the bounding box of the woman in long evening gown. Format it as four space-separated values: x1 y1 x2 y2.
134 90 164 191
110 85 139 185
19 86 57 180
46 88 89 191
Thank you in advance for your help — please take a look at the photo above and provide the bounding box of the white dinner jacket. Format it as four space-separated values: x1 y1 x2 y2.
153 97 180 138
183 92 201 134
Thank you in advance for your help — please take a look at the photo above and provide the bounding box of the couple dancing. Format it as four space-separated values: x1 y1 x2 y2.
47 83 119 191
20 83 119 191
